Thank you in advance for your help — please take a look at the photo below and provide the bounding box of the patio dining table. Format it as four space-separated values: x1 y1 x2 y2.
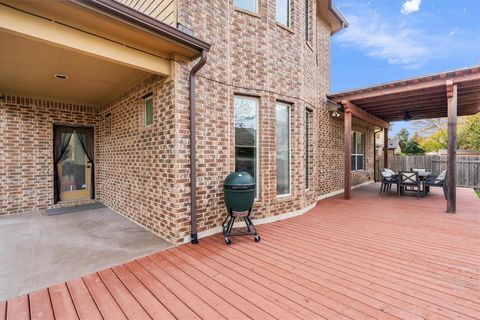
395 171 432 197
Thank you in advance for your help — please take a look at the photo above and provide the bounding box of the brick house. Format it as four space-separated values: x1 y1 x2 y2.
0 0 377 244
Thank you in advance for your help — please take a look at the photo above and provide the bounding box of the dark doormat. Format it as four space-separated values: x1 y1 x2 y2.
47 202 106 216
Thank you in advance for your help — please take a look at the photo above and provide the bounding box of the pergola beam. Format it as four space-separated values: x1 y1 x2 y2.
361 93 480 110
446 81 458 213
341 100 389 129
332 72 480 102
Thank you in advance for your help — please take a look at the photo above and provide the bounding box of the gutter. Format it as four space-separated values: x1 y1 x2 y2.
189 50 208 244
71 0 211 243
327 0 348 35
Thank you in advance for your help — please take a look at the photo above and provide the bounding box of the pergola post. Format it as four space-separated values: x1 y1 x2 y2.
446 81 457 213
383 128 389 169
341 100 388 200
344 110 352 200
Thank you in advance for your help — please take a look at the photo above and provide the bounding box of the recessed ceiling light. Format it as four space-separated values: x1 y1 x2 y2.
54 74 68 79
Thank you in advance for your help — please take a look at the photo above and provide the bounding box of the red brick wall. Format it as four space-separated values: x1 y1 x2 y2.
173 0 375 242
95 76 181 242
0 96 97 215
0 2 375 245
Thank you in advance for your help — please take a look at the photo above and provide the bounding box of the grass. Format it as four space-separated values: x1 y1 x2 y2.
477 191 480 199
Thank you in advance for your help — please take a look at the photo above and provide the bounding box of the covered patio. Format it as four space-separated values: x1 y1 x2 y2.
1 183 479 319
328 66 480 213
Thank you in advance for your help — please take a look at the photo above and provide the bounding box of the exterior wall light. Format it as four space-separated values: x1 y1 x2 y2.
331 110 341 118
326 99 343 118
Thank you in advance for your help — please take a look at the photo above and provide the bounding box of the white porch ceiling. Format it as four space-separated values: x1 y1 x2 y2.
0 31 151 105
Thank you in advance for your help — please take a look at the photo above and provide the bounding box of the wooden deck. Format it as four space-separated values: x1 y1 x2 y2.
2 183 479 320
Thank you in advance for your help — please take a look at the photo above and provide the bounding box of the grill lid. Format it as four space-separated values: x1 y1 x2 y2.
224 172 255 190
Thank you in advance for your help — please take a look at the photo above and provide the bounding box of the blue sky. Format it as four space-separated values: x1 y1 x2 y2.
330 0 480 135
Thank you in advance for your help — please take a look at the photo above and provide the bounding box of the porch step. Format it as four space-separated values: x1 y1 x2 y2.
47 203 106 216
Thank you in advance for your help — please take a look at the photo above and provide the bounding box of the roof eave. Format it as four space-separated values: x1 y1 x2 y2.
328 0 348 35
70 0 211 54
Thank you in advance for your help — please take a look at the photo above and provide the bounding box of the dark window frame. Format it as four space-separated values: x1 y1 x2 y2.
144 95 154 126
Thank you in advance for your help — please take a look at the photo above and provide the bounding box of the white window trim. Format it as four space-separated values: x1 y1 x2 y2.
234 95 260 199
276 0 292 28
276 101 291 198
144 95 153 127
352 131 365 172
234 0 259 14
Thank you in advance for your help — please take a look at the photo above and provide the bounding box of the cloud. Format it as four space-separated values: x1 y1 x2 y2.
334 12 429 68
333 7 480 69
401 0 422 15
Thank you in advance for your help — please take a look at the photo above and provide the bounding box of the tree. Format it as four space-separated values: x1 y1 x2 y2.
395 129 425 155
459 113 480 151
413 115 480 152
420 130 447 152
396 128 410 151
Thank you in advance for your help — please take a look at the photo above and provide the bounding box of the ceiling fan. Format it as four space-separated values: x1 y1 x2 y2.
403 111 412 122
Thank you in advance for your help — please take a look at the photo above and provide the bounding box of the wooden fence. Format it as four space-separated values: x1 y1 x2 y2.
375 155 480 188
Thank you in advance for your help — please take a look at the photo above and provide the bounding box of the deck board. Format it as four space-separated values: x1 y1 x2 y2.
134 257 221 319
66 278 102 320
0 301 6 320
6 295 29 320
2 184 479 320
48 284 78 320
97 268 151 320
147 252 249 319
29 289 54 320
83 273 127 320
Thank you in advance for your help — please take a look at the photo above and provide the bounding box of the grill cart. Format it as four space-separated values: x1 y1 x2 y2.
222 172 260 245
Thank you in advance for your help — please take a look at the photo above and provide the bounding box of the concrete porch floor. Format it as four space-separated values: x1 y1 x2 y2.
0 207 172 301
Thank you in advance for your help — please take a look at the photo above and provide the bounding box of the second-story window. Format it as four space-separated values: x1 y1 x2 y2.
234 0 258 13
276 0 291 27
305 0 313 42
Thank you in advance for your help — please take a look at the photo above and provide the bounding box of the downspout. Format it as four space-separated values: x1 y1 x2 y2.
189 50 208 244
374 128 383 182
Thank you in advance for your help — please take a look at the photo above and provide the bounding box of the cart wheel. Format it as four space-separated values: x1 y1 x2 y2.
224 237 232 245
254 235 261 242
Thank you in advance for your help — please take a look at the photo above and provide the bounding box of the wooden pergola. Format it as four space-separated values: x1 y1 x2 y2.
328 66 480 213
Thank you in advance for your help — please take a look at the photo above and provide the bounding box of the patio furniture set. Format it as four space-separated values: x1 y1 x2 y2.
380 169 447 199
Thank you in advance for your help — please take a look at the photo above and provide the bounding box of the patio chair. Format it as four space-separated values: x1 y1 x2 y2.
423 170 447 199
380 168 398 194
398 171 421 199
